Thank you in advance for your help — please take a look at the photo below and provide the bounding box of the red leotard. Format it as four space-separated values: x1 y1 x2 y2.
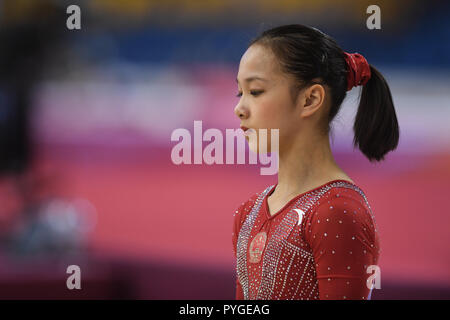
232 179 380 300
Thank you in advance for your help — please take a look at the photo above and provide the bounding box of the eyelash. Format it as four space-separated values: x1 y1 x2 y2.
236 90 264 98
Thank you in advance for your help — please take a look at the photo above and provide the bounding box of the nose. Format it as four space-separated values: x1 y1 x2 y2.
234 101 248 120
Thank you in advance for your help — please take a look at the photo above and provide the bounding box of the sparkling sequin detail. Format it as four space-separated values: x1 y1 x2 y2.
236 180 378 300
236 186 272 299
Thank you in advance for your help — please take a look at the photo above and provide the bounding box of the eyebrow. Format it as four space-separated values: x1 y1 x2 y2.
236 76 268 84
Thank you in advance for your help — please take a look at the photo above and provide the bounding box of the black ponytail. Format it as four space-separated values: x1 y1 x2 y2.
353 65 399 162
250 24 400 162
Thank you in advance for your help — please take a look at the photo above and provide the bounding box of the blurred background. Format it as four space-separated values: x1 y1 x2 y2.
0 0 449 299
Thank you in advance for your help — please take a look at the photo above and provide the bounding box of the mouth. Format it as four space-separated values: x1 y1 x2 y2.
240 126 249 132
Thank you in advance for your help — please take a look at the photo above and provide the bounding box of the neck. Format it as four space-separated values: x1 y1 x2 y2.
275 131 342 198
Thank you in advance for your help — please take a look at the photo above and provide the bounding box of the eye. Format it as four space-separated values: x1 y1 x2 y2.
236 90 264 98
250 90 264 96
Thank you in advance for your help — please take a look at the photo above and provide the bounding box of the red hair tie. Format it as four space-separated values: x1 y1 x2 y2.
343 52 371 91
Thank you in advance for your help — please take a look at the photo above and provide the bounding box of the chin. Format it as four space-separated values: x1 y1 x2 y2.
248 140 274 154
247 130 277 154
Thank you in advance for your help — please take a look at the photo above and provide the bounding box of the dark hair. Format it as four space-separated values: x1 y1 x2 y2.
250 24 399 162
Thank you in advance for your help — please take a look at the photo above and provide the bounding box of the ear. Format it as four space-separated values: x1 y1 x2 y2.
298 84 325 118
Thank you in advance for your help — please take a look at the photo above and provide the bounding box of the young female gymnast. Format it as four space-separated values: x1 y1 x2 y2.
232 24 399 300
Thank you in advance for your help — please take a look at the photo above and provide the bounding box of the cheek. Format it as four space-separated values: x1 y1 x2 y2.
260 95 295 131
255 97 286 128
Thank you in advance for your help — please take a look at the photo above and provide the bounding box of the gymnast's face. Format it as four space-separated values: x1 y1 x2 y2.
234 44 303 153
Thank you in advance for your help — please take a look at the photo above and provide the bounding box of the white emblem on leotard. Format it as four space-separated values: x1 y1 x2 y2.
294 209 305 226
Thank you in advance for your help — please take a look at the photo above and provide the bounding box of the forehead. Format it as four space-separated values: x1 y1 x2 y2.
237 44 281 82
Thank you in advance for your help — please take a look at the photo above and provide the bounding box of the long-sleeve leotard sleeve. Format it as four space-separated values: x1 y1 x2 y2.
303 192 380 300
